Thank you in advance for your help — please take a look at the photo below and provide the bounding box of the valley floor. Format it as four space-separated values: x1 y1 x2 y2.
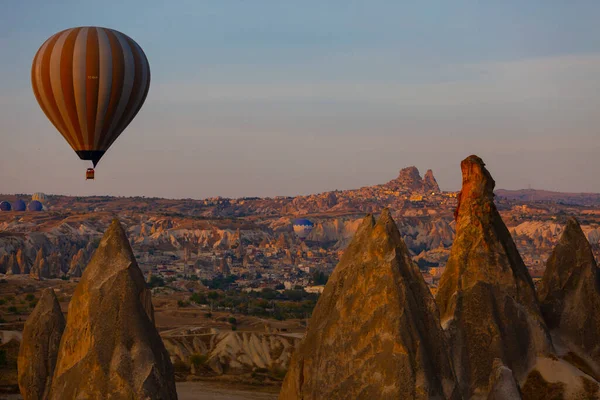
0 382 279 400
176 381 279 400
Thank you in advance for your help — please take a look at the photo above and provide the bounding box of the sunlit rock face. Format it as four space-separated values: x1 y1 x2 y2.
280 209 459 400
436 155 553 398
29 248 49 279
49 219 177 400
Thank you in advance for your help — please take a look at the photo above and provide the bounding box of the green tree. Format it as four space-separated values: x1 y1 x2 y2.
260 288 277 300
189 353 208 369
148 275 165 288
284 290 304 301
311 270 329 285
208 291 220 300
190 293 207 304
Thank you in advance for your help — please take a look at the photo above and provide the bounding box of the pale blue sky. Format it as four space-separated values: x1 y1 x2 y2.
1 1 599 198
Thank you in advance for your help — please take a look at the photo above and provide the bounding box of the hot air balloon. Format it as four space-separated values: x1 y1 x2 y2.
27 200 43 211
292 218 314 241
0 201 11 211
13 200 26 211
32 192 47 203
31 27 151 179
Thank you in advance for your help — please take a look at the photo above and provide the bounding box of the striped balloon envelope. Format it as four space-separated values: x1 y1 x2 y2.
31 27 150 168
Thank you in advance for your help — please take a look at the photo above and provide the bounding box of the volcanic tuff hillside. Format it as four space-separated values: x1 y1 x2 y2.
1 165 599 285
496 189 600 207
436 155 600 399
17 288 65 400
48 219 177 399
383 166 441 193
539 217 600 381
281 209 460 399
3 161 600 399
162 329 301 377
1 166 445 217
7 220 304 395
0 209 597 284
436 155 554 397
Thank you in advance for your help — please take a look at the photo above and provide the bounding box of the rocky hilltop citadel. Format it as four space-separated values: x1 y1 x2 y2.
383 166 441 194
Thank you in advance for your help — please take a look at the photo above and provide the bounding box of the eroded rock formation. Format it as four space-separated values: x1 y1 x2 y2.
29 248 49 279
436 155 553 397
423 169 441 193
49 219 176 399
280 209 459 399
18 288 65 400
383 166 441 194
539 217 600 380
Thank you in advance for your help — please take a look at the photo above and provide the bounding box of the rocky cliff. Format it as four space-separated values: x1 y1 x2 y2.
424 169 441 193
17 288 65 400
49 219 177 399
435 155 554 397
539 217 600 380
384 166 441 193
280 209 459 399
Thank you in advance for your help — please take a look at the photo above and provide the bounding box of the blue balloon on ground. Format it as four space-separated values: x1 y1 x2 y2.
0 201 11 211
12 200 26 211
27 200 43 211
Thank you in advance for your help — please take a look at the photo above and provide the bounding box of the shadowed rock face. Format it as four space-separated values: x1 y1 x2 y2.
397 166 424 191
423 169 441 193
384 166 440 194
6 253 19 274
486 359 521 400
47 252 63 278
6 249 29 275
539 217 600 378
0 254 7 274
436 155 552 397
18 288 65 400
49 219 177 400
280 209 459 400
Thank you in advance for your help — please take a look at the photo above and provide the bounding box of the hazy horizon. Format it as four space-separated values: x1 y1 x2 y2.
2 166 599 201
2 1 600 198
